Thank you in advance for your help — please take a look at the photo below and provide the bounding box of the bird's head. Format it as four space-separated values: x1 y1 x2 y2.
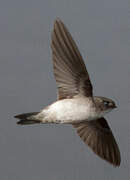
94 96 117 115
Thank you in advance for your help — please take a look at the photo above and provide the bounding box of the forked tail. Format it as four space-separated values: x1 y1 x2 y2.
14 112 41 125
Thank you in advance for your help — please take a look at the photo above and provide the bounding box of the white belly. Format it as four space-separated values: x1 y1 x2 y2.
43 98 97 123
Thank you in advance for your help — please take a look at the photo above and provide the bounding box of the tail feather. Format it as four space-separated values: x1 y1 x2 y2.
17 119 41 125
14 112 41 125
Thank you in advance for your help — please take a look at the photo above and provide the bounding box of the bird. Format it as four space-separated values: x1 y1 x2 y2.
14 18 121 167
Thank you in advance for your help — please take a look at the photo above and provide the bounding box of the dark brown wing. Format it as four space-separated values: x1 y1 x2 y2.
51 19 93 99
73 118 121 166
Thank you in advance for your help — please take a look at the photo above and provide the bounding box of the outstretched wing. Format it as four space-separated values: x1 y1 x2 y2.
73 118 121 166
51 19 93 99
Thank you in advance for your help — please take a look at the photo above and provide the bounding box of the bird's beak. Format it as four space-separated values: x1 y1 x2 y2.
114 105 117 108
113 103 117 109
109 102 117 109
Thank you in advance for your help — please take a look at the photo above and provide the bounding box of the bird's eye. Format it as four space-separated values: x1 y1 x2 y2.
104 101 109 106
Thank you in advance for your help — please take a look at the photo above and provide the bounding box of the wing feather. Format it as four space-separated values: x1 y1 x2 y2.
73 118 121 166
51 19 93 99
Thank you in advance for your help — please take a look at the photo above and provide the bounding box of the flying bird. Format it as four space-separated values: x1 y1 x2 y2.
15 19 121 166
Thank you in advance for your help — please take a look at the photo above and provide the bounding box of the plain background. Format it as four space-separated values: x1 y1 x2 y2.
0 0 130 179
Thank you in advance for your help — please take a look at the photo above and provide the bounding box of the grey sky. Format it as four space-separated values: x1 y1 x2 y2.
0 0 130 179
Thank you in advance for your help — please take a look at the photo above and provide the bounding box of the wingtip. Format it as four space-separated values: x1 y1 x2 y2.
108 154 121 167
111 160 121 167
55 17 62 22
54 18 63 27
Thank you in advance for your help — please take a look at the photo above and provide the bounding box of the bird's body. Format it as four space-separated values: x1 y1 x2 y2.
15 19 121 166
35 96 112 124
38 97 97 123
